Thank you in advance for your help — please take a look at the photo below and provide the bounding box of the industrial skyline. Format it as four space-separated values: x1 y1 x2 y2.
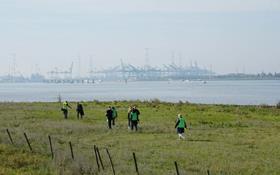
0 50 276 78
1 56 280 83
0 54 214 78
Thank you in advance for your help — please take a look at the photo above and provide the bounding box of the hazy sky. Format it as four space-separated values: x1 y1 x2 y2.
0 0 280 76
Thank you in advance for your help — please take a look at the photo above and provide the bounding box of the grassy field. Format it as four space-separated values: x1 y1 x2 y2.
0 101 280 175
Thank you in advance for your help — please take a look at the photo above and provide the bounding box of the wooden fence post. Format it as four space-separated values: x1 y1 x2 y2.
174 161 180 175
69 141 74 160
133 152 139 175
94 145 100 171
6 129 14 144
96 146 104 170
106 148 116 175
23 132 32 152
48 135 54 159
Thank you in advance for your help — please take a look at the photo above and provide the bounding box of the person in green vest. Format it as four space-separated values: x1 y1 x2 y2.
175 114 187 139
112 106 118 126
61 101 71 119
130 106 140 131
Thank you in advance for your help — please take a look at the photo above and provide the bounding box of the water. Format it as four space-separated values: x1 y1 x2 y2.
0 80 280 105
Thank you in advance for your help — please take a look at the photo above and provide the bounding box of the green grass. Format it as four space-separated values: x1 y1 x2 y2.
0 101 280 175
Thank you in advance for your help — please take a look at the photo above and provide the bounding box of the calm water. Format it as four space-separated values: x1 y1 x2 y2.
0 80 280 105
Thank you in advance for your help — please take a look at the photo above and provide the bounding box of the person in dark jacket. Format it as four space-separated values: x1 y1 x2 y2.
106 106 113 129
175 114 187 139
130 106 140 131
76 102 84 119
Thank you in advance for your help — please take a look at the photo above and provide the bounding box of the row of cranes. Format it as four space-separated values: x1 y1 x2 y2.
47 63 74 80
46 60 214 82
46 63 94 83
91 61 215 81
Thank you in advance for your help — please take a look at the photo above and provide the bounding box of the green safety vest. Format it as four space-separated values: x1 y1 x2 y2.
112 109 117 118
130 111 138 121
178 117 186 128
62 102 68 110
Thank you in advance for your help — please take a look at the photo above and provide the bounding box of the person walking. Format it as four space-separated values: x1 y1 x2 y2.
112 106 118 126
130 106 140 131
61 101 71 119
175 114 187 139
106 106 113 129
76 102 85 119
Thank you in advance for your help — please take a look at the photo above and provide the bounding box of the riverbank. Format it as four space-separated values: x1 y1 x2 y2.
0 101 279 175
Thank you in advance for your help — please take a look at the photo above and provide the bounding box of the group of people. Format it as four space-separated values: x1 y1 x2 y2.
61 101 84 119
105 105 141 131
61 101 188 138
127 106 140 131
105 106 118 129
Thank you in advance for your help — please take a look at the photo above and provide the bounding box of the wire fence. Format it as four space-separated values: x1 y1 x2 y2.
3 128 213 175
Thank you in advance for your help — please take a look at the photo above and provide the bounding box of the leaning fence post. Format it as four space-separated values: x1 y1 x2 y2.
23 132 32 152
106 148 116 175
133 152 139 175
174 161 180 175
96 146 104 170
6 129 14 144
48 135 54 159
94 145 100 171
69 141 74 160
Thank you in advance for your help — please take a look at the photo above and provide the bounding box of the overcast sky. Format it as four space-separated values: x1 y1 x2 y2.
0 0 280 76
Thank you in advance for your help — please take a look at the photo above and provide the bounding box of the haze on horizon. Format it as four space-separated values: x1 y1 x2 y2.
0 0 280 77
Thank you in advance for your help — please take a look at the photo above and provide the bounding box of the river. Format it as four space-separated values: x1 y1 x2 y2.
0 80 279 105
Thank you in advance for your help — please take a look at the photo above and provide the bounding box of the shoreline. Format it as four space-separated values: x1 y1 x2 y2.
0 100 279 108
